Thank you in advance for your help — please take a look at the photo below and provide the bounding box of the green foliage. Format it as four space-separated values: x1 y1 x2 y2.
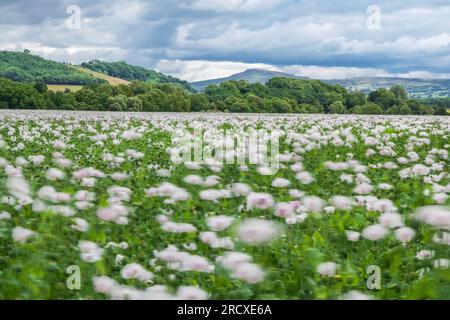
0 74 448 115
434 106 449 116
34 82 48 94
0 51 105 85
0 78 46 109
81 60 194 92
106 94 128 111
190 94 210 112
345 91 366 109
419 98 450 109
390 85 408 101
352 102 384 115
386 104 412 115
270 97 293 113
328 101 347 114
368 88 396 110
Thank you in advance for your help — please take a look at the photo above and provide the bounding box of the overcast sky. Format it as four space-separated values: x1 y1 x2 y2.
1 0 450 81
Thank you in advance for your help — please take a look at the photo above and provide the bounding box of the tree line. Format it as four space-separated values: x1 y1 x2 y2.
0 76 448 115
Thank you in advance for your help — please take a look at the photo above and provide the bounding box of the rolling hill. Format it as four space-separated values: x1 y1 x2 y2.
2 51 449 98
44 68 129 92
0 51 194 92
326 77 450 98
0 50 105 85
72 66 130 86
190 69 308 91
191 68 450 98
80 60 194 92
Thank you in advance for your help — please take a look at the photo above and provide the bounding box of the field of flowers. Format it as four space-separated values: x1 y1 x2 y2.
0 110 449 300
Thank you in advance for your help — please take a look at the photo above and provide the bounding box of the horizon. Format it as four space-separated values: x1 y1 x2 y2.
1 1 450 82
4 49 450 83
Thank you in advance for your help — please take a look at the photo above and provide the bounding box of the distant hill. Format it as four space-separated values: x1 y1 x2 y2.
3 50 449 98
326 77 450 98
191 69 450 98
0 51 105 85
191 69 307 91
81 60 194 92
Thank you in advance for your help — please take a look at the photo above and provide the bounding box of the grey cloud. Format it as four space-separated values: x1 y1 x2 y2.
0 0 450 77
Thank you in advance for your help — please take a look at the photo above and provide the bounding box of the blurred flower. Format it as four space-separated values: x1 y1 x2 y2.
236 218 281 245
12 226 35 243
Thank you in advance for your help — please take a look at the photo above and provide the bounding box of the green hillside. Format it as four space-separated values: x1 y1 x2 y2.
81 60 194 92
0 51 105 85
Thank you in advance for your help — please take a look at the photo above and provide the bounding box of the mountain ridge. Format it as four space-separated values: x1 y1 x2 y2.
327 77 450 98
190 68 308 91
190 68 450 98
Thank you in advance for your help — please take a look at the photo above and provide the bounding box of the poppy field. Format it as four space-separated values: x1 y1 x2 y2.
0 110 449 300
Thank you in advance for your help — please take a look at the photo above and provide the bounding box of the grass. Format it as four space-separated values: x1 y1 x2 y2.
46 67 130 93
71 66 131 86
47 85 83 92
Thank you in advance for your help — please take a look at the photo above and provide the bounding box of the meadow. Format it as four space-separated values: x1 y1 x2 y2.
0 110 449 300
47 67 130 92
47 84 84 92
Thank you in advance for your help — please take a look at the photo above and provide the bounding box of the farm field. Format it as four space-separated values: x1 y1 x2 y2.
0 110 449 300
71 66 131 86
46 67 130 93
47 85 84 92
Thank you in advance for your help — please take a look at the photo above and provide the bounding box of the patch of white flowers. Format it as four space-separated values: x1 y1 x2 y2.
1 110 449 300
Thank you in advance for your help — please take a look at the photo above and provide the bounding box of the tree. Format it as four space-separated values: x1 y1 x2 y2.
166 90 191 112
368 88 395 110
385 104 412 115
219 81 240 96
230 98 251 113
0 51 105 85
345 91 366 109
127 96 143 111
1 67 31 82
271 97 292 113
407 100 425 115
434 106 448 116
328 101 347 114
106 94 127 111
351 103 383 114
350 105 363 114
34 82 48 94
361 102 384 114
246 94 266 113
80 59 194 91
398 104 412 115
296 103 318 113
138 89 166 112
190 94 210 111
390 85 408 102
385 105 400 115
0 78 45 109
1 69 447 115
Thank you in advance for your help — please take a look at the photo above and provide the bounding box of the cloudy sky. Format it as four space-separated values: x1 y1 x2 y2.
1 0 450 81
